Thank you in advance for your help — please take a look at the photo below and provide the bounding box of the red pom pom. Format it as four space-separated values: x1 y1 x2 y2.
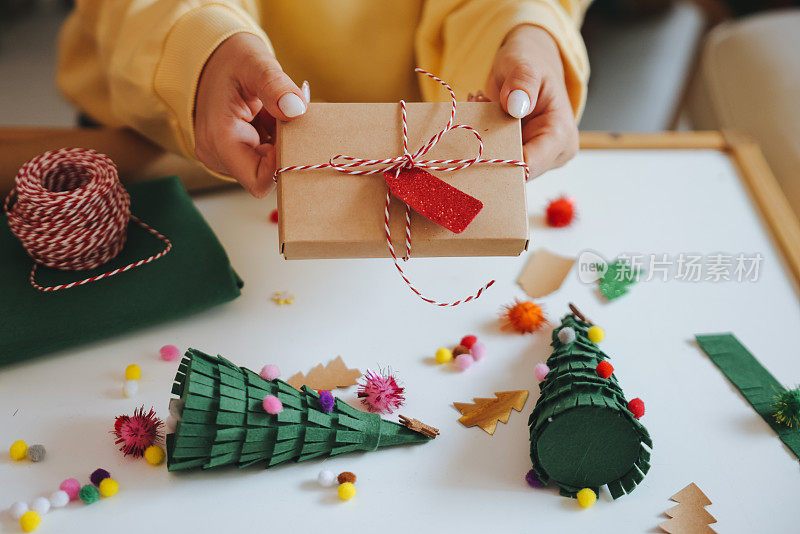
595 361 614 379
269 209 279 224
460 335 477 349
628 398 645 419
545 196 575 228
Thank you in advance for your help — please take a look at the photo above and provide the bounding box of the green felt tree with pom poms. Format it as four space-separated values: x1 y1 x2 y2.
166 349 431 471
528 312 652 499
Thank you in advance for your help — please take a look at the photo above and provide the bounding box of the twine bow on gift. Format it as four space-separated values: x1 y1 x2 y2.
273 68 530 306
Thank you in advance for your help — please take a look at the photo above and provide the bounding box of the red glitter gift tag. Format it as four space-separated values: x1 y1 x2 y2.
383 168 483 233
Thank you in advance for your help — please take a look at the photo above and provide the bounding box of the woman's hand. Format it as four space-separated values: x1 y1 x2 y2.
487 25 579 178
194 33 307 197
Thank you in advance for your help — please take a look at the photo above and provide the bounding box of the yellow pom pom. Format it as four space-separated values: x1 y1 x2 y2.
576 488 597 508
9 440 27 461
587 326 605 343
20 511 41 532
124 364 141 380
98 477 119 497
144 445 165 465
435 347 453 364
337 482 357 501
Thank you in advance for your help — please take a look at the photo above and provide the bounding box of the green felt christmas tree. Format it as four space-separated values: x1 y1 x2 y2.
528 312 652 499
166 349 430 471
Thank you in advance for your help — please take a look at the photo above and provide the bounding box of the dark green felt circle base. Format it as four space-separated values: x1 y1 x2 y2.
535 406 640 488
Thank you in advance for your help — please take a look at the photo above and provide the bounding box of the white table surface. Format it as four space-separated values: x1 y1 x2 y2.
2 149 798 533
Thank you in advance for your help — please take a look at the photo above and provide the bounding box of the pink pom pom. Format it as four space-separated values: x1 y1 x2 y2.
470 342 486 361
358 370 405 415
534 363 550 382
60 478 81 501
160 345 179 361
260 364 280 381
262 395 283 414
454 354 473 371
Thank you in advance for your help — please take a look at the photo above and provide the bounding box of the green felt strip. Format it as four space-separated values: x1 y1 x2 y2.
696 333 800 461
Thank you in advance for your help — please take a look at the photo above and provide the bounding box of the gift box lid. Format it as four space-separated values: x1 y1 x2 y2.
275 102 529 259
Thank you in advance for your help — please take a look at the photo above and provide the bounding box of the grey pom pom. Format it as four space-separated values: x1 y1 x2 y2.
27 444 46 462
557 327 576 344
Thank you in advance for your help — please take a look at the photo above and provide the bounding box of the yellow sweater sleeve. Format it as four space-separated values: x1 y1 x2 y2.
416 0 591 118
57 0 269 159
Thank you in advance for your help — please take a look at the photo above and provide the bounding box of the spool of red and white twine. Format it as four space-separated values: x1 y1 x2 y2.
4 148 171 291
273 68 531 306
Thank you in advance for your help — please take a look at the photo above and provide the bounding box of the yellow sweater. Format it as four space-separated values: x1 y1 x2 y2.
58 0 590 162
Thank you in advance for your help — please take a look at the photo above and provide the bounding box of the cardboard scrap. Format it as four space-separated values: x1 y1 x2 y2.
517 248 575 298
285 356 361 391
398 415 440 439
659 483 717 534
454 390 529 435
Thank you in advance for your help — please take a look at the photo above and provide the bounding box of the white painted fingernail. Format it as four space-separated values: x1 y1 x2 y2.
301 81 311 103
507 89 530 118
278 92 306 118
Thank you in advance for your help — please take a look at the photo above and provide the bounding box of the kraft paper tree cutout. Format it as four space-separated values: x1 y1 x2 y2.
528 312 652 498
166 349 430 471
454 391 529 435
285 356 361 391
659 483 717 534
598 259 640 300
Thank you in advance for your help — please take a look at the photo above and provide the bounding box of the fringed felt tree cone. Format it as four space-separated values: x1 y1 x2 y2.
528 312 652 499
166 349 431 471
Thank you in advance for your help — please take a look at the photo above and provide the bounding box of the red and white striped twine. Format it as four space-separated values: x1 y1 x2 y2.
4 148 172 292
273 68 530 306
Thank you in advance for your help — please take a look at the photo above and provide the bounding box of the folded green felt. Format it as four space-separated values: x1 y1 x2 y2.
0 177 243 365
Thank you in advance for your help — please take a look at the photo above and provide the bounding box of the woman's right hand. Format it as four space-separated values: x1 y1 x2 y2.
194 33 307 198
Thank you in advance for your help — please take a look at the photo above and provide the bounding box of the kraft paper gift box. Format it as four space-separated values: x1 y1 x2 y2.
275 101 529 259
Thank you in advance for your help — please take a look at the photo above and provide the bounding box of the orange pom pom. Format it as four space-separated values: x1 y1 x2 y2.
501 300 548 334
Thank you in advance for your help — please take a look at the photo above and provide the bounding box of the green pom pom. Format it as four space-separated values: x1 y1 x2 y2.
773 388 800 428
79 484 100 504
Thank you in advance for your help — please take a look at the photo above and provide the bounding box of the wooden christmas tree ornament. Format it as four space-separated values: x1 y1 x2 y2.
659 483 717 533
285 356 361 391
455 391 529 435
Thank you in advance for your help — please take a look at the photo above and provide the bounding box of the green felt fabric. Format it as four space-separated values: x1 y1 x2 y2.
695 333 800 461
598 260 640 301
167 349 430 471
536 406 641 488
529 313 652 498
0 177 242 365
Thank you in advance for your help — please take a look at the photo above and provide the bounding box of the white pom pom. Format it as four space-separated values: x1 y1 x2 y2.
165 414 178 433
122 379 139 397
318 469 337 487
557 327 576 344
49 490 70 508
30 496 50 515
9 501 28 519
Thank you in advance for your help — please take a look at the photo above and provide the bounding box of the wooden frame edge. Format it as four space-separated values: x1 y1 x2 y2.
579 129 800 288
